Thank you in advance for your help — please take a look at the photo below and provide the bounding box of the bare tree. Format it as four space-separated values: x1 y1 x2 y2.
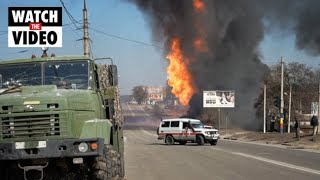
132 86 148 104
255 62 318 139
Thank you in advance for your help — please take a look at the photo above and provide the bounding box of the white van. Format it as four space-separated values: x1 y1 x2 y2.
157 118 219 145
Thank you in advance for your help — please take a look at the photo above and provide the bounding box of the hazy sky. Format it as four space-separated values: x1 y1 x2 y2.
1 0 320 95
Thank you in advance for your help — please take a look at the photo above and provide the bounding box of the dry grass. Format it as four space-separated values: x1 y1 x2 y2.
222 130 320 150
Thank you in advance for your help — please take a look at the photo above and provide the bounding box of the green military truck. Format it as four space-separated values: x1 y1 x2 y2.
0 54 125 180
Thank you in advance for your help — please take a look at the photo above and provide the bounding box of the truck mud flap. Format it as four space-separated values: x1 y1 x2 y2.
18 162 49 180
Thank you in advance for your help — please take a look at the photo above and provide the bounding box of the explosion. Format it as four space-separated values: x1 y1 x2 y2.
166 38 196 106
166 0 207 106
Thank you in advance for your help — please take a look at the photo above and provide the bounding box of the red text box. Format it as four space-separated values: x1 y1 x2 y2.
29 23 42 30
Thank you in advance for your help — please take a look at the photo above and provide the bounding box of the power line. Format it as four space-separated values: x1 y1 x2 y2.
59 0 94 57
63 20 83 27
90 27 163 49
59 0 82 34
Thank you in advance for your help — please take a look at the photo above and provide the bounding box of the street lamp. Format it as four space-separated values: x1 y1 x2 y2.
312 64 320 115
315 64 320 134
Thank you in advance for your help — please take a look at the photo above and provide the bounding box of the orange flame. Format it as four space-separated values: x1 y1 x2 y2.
193 0 204 11
166 38 196 106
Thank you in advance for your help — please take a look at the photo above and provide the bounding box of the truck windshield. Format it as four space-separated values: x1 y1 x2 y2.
0 63 41 89
190 121 204 129
44 61 89 89
0 61 89 90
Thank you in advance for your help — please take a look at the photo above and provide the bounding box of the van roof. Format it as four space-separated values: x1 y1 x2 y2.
162 118 201 122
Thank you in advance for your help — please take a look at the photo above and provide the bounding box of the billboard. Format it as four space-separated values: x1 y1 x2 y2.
203 90 235 108
145 86 164 102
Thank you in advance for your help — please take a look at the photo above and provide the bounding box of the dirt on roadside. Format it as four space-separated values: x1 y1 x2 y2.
220 129 320 150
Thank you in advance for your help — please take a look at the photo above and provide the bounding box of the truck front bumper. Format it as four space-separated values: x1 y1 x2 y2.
0 138 104 160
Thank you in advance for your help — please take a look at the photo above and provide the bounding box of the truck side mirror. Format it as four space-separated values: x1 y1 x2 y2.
108 65 118 86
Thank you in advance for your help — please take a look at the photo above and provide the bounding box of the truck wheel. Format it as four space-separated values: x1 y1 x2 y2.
165 135 174 145
210 140 218 146
92 145 120 180
196 135 205 145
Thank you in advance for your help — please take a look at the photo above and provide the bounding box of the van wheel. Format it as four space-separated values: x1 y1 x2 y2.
210 140 218 146
165 135 174 145
156 127 159 135
196 135 205 145
179 141 187 145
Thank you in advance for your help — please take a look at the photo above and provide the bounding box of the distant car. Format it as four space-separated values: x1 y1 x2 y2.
157 118 219 145
128 100 138 104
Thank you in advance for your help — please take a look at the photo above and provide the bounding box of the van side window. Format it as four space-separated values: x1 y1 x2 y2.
171 121 180 127
182 122 189 129
161 121 170 127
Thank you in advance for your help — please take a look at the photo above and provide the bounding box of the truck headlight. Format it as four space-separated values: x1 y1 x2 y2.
205 131 210 135
78 142 89 152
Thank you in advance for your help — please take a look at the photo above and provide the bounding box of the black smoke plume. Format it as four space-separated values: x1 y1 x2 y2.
126 0 320 130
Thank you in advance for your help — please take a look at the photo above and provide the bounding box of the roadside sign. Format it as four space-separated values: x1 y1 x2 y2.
203 90 235 108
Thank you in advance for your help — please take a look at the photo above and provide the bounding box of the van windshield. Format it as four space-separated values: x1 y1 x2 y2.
190 122 204 129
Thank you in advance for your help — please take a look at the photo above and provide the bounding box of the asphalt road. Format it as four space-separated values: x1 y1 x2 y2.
123 104 320 180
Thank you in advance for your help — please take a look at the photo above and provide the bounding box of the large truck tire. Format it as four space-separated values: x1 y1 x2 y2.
92 145 121 180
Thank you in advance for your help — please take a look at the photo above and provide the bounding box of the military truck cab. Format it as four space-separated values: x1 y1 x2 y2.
0 54 124 180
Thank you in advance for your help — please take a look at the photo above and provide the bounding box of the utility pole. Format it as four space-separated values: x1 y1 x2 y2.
218 108 220 131
318 83 320 134
288 85 292 133
83 0 90 57
225 112 228 135
280 57 284 134
263 84 266 133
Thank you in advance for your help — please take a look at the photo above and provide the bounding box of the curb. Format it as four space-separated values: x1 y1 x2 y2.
221 137 320 153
